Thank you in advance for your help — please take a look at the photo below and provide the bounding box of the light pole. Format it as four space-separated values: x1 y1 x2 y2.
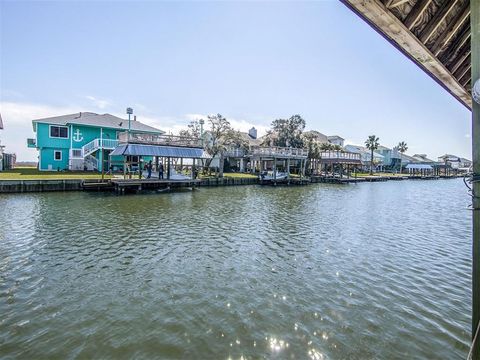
199 119 205 147
126 107 133 142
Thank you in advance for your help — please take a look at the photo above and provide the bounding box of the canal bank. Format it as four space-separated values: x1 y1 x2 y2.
0 174 465 193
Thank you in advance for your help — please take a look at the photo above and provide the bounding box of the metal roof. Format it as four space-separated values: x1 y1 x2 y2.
110 144 207 158
406 163 433 169
32 112 164 133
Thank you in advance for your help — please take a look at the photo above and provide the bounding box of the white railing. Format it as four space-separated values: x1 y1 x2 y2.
225 148 247 157
100 138 118 149
251 146 308 158
82 138 119 156
118 131 202 148
320 151 362 161
84 155 99 171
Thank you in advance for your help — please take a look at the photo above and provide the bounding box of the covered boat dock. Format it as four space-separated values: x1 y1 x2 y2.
107 132 206 193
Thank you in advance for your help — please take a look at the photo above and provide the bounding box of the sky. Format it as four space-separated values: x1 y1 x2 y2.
0 0 472 162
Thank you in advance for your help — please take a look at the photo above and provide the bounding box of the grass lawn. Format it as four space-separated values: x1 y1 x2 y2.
0 167 112 180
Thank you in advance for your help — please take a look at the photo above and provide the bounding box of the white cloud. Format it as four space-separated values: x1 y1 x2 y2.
0 101 273 161
85 95 112 110
0 101 79 161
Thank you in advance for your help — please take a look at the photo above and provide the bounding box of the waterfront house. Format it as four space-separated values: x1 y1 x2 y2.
344 144 385 171
327 135 345 147
28 112 164 171
438 154 472 170
0 113 16 171
374 145 402 170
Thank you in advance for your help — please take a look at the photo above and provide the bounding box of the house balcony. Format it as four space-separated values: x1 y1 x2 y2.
225 148 247 158
319 151 362 164
117 131 202 148
27 138 36 148
250 146 308 159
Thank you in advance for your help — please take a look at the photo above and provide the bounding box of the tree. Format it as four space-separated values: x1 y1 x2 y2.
397 141 408 174
302 132 321 175
269 115 306 148
202 114 248 177
179 119 202 139
365 135 380 175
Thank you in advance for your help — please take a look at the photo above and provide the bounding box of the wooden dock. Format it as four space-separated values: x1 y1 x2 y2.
109 178 201 194
311 176 366 184
259 177 310 186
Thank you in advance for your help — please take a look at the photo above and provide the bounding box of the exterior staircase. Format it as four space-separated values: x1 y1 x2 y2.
82 138 118 157
69 138 119 171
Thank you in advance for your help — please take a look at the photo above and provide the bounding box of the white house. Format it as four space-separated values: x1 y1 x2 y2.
327 135 345 147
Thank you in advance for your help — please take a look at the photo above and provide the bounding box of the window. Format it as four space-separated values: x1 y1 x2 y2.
54 150 62 161
50 126 68 138
71 149 82 158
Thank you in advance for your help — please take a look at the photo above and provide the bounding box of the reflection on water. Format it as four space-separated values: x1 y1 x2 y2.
0 180 472 358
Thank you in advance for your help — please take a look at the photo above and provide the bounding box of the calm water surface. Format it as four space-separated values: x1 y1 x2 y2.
0 180 472 359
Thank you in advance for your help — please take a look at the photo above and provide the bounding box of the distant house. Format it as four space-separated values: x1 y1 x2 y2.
374 145 402 169
438 154 472 169
0 113 16 171
28 112 164 171
412 154 436 165
327 135 344 147
304 130 329 145
344 144 385 170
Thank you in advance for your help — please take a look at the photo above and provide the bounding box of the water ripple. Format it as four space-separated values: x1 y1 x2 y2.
0 180 472 358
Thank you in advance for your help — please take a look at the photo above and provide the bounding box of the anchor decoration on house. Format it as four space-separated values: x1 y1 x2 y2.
73 129 84 142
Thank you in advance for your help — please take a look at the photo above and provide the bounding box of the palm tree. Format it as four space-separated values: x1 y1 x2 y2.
397 141 408 174
365 135 380 175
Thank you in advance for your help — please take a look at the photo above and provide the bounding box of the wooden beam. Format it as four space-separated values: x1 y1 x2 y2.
340 0 472 109
386 0 410 9
404 0 433 30
459 69 470 88
453 54 471 79
419 0 459 43
448 42 471 74
440 24 471 65
431 3 470 57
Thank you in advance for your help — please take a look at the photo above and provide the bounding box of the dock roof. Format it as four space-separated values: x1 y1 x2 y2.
110 144 208 158
32 112 164 134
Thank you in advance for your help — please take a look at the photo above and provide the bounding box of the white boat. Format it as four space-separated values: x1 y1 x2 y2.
259 171 289 181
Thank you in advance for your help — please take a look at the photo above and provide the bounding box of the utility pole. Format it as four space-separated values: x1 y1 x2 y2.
127 107 133 142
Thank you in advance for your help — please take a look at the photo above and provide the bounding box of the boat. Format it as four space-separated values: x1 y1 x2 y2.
259 171 289 181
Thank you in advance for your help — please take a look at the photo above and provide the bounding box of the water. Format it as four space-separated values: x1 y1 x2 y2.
0 180 472 359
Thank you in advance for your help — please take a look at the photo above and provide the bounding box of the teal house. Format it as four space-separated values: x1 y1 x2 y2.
28 112 164 171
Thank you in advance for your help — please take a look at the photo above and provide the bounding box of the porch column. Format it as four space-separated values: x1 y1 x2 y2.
167 157 171 180
471 0 480 351
273 157 277 181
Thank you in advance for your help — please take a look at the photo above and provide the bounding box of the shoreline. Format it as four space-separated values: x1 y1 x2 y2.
0 175 463 194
